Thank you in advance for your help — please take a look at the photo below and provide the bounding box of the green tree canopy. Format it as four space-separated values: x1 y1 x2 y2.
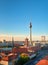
14 53 30 65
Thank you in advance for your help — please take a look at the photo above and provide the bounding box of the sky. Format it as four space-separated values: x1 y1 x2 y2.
0 0 48 40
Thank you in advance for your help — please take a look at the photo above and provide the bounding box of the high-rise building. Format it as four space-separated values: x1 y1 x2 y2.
12 37 14 48
41 36 46 42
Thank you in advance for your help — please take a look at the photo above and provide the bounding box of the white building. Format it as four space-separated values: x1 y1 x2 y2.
0 60 8 65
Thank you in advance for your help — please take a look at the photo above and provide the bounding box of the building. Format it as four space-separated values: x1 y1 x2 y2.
25 38 29 47
36 56 48 65
0 60 8 65
41 36 46 42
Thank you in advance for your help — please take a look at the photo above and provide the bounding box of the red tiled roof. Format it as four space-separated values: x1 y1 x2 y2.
2 56 8 61
12 48 28 53
36 59 48 65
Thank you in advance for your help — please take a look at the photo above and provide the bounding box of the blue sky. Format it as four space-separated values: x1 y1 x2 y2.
0 0 48 36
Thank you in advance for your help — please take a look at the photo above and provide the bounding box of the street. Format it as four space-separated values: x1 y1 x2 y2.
24 50 48 65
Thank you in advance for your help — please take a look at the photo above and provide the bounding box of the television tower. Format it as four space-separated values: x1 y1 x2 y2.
29 22 32 46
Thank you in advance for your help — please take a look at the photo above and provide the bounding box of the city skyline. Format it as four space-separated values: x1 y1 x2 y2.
0 0 48 40
0 34 48 41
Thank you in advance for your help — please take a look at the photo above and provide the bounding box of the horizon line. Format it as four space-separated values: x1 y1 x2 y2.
0 34 48 41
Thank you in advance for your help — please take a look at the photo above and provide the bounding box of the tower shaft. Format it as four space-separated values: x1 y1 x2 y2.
30 22 32 45
30 27 32 44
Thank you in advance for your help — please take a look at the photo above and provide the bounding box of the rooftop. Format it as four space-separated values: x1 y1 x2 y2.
36 56 48 65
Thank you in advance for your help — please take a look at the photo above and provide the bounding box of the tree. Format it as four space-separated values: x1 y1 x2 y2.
14 53 30 65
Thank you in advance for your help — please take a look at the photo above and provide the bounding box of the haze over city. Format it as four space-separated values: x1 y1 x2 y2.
0 0 48 41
